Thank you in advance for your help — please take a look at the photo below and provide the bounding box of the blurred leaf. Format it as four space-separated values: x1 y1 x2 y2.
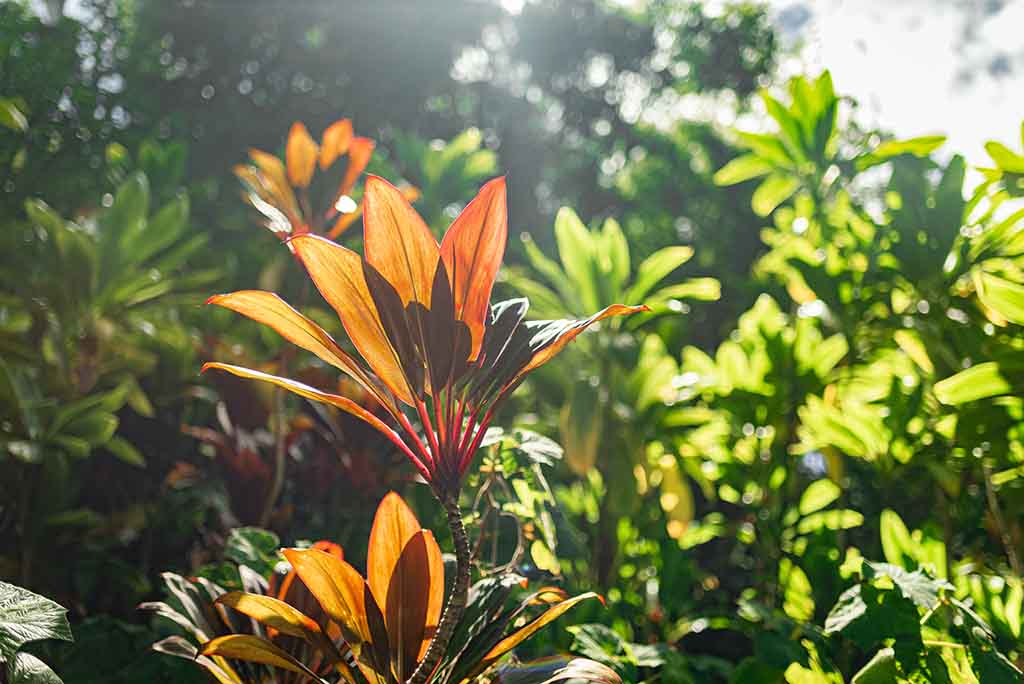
752 173 800 216
713 154 774 186
798 479 840 516
855 136 946 170
934 363 1012 405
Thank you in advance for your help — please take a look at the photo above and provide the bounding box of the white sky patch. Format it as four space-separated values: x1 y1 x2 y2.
768 0 1024 164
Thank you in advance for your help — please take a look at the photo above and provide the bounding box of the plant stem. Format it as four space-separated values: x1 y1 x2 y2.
407 493 471 684
982 459 1021 577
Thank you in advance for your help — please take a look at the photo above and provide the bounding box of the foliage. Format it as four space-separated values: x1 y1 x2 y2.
146 495 616 684
0 581 72 684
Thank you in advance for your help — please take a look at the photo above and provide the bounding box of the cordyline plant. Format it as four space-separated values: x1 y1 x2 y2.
147 494 618 684
203 174 644 682
235 118 416 239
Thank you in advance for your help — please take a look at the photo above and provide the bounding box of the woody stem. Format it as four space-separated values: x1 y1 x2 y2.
407 492 471 684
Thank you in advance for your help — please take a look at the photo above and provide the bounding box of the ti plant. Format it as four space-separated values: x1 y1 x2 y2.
202 176 644 682
147 494 617 684
235 118 417 240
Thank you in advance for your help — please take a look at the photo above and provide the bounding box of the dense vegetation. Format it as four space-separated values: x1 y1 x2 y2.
2 1 1023 683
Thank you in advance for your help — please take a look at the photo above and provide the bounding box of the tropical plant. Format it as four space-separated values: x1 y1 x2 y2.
0 580 73 684
202 175 644 681
148 493 616 684
0 167 217 606
501 206 718 591
234 118 384 240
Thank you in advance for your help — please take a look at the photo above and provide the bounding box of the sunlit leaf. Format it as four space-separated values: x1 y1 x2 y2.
934 362 1012 405
286 122 319 188
207 290 392 409
798 479 840 516
363 175 439 308
281 547 370 644
199 634 317 678
855 136 946 170
320 118 353 170
440 176 507 360
713 153 774 186
752 173 800 216
289 234 414 405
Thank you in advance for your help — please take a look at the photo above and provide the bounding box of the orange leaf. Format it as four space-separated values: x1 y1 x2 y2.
515 304 649 381
338 136 375 197
384 531 443 680
362 175 439 308
289 234 415 405
367 492 422 613
207 290 394 411
281 547 372 645
249 149 299 217
440 177 507 361
419 530 443 660
477 592 604 672
199 635 314 678
200 363 426 479
320 118 353 170
286 122 319 188
216 592 322 642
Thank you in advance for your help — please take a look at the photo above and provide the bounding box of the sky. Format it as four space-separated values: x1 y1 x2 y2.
767 0 1024 164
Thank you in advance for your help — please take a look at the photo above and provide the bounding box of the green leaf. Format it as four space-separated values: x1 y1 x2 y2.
626 246 694 302
855 136 947 170
713 154 774 186
934 362 1012 405
985 141 1024 174
6 652 63 684
554 207 600 312
975 271 1024 324
0 581 73 663
105 436 146 467
224 527 280 576
798 479 840 515
752 173 800 216
0 99 28 132
851 648 897 684
598 218 630 295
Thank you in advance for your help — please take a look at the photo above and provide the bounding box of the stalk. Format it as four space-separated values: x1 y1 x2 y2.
407 492 472 684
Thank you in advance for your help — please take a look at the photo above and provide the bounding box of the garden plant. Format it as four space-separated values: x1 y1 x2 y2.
2 2 1024 683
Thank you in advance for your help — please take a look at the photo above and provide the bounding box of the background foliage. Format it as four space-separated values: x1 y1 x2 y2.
1 0 1023 682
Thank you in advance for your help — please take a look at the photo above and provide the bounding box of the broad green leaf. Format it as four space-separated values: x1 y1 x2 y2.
6 652 63 684
879 509 915 569
855 136 947 170
851 648 897 684
0 581 73 663
985 141 1024 174
934 362 1011 405
713 154 774 186
554 208 600 312
626 246 693 302
752 173 800 216
798 479 840 515
598 217 629 295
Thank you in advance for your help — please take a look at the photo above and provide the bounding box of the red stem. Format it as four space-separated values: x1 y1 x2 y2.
415 399 442 466
397 411 435 468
